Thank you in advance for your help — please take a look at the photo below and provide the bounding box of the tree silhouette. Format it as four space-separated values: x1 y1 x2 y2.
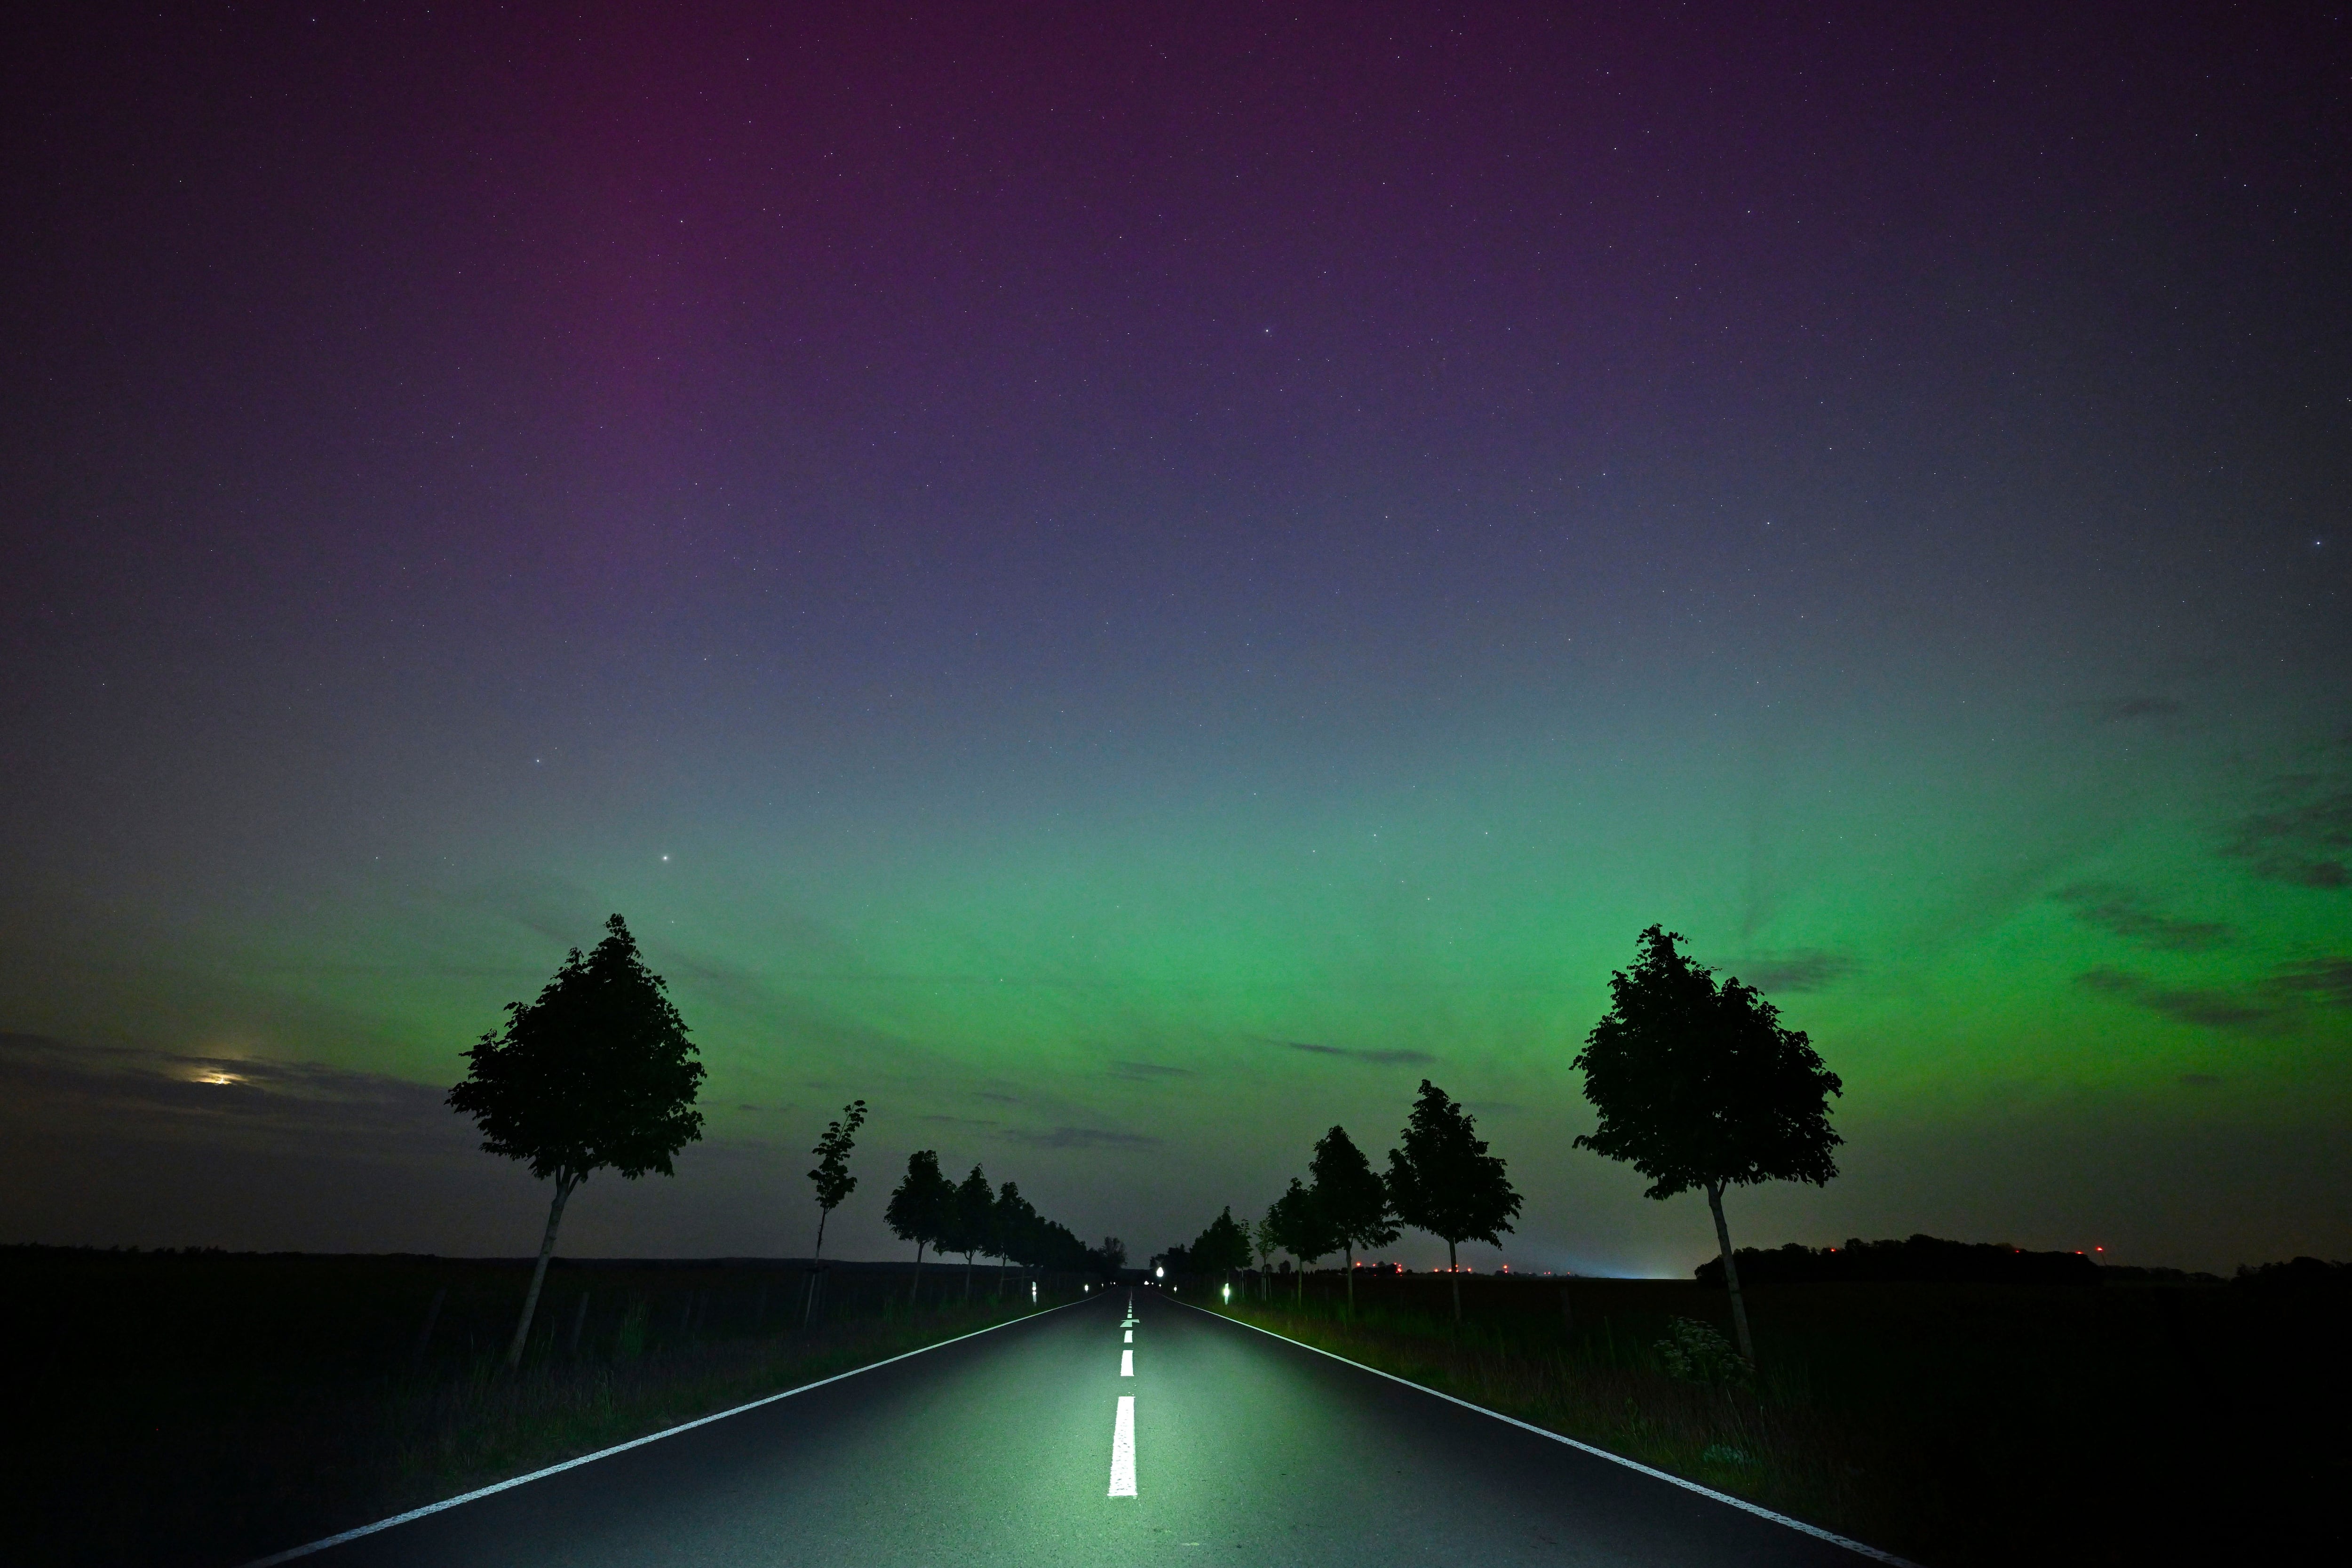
1309 1125 1397 1318
1189 1206 1254 1284
447 914 705 1369
947 1164 994 1300
1250 1211 1279 1298
884 1149 954 1305
1264 1177 1336 1305
1573 925 1843 1361
1386 1079 1522 1321
993 1180 1040 1297
802 1099 867 1325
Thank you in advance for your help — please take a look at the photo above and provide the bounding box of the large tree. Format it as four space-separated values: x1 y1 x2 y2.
803 1098 867 1323
1188 1205 1255 1284
1249 1211 1280 1299
993 1180 1040 1297
883 1149 954 1305
946 1164 995 1300
1309 1125 1397 1318
1264 1177 1337 1305
1386 1079 1522 1321
1573 925 1843 1361
448 914 705 1369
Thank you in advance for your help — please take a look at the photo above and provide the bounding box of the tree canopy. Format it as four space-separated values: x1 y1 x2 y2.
1188 1206 1255 1275
1573 926 1843 1199
1386 1079 1521 1317
1263 1177 1337 1272
807 1100 868 1218
448 914 705 1186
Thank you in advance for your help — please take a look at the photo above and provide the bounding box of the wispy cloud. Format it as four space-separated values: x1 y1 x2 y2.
2053 883 2233 952
997 1126 1160 1150
1727 950 1858 993
2074 969 2274 1028
1285 1042 1436 1066
0 1033 463 1154
2225 776 2352 890
2094 696 2183 722
2272 957 2352 1009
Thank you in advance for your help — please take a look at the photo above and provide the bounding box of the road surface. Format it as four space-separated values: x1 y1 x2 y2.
280 1288 1889 1567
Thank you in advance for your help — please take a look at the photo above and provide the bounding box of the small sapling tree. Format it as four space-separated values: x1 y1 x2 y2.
803 1098 867 1324
448 914 705 1369
1386 1079 1523 1321
1310 1125 1398 1318
885 1149 954 1305
1573 924 1843 1361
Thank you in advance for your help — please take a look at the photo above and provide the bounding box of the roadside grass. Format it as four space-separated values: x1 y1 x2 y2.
1200 1272 2351 1567
2 1248 1072 1568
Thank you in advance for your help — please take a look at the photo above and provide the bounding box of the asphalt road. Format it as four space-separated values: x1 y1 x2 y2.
289 1288 1887 1567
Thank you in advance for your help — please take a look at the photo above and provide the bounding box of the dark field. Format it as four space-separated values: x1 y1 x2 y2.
1 1247 1073 1568
1197 1267 2350 1567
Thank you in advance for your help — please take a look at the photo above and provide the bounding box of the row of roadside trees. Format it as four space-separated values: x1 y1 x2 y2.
880 1149 1117 1301
1173 925 1846 1360
1171 1079 1519 1323
445 913 1111 1370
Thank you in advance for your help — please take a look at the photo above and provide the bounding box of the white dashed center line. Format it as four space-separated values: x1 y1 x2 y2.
1120 1348 1134 1377
1108 1395 1137 1497
1123 1329 1133 1343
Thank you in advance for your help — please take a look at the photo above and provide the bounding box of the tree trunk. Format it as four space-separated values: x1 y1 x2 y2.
963 1253 974 1300
804 1207 831 1327
506 1169 577 1370
909 1240 926 1307
1343 1243 1355 1317
1706 1180 1755 1363
1448 1239 1461 1322
1295 1265 1305 1305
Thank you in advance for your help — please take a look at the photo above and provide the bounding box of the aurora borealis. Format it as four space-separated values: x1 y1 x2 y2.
3 4 2345 1275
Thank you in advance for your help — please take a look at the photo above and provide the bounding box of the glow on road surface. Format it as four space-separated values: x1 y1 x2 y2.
1108 1395 1137 1497
1120 1348 1134 1377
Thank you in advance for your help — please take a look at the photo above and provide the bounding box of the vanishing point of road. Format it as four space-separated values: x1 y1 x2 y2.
267 1289 1898 1567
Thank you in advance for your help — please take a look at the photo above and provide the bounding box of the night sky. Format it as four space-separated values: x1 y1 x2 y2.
4 4 2346 1275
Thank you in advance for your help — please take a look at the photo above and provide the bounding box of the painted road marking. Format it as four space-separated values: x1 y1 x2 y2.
1123 1329 1133 1342
1108 1395 1137 1497
1120 1348 1134 1376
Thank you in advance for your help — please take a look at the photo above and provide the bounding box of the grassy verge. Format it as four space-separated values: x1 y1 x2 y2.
379 1299 1043 1527
3 1249 1072 1568
1194 1271 2350 1567
1205 1296 1898 1556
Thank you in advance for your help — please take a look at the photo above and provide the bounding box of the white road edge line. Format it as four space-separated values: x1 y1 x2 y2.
1184 1302 1920 1568
241 1297 1090 1567
1120 1347 1134 1376
1108 1394 1137 1496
